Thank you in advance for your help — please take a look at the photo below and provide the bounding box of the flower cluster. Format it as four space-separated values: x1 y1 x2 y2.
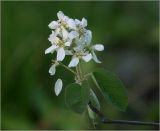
45 11 104 96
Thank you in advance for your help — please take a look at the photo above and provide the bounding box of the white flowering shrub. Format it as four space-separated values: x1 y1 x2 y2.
45 11 128 124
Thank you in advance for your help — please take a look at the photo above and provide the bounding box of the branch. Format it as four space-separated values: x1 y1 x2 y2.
88 102 159 127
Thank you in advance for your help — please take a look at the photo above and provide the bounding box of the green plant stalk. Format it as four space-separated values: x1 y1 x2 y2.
78 62 93 121
52 60 77 75
78 60 83 79
58 61 77 75
91 73 101 90
85 72 101 91
76 66 81 82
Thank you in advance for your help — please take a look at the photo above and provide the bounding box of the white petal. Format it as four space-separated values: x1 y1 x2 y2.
85 30 92 44
55 28 61 35
68 57 79 67
68 31 79 39
45 45 58 54
48 31 57 44
57 11 64 20
50 31 56 37
53 37 60 44
75 36 85 45
68 19 76 29
75 19 81 25
73 44 84 52
63 16 69 22
81 18 87 27
65 40 72 46
62 27 68 40
54 79 63 96
57 47 65 61
92 51 101 63
93 44 104 51
65 50 73 55
49 64 56 75
82 53 92 62
48 21 59 29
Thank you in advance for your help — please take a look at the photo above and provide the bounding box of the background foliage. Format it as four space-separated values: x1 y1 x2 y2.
1 1 159 130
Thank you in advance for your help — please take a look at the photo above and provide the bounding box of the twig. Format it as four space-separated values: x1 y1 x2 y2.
55 61 77 75
88 102 159 127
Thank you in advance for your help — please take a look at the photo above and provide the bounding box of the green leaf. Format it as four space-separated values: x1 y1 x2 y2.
65 81 89 114
89 89 100 111
93 68 128 111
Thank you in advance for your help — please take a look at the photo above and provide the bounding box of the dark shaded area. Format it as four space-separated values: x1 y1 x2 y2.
1 1 159 130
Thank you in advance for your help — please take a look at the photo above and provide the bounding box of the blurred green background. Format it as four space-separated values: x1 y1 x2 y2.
1 1 159 130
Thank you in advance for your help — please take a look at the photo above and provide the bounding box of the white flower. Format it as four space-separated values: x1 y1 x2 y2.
49 61 59 76
65 50 73 55
68 53 92 68
91 44 104 63
61 27 69 40
48 31 58 44
68 31 79 39
81 18 87 27
54 79 63 96
84 30 92 44
45 45 58 54
49 64 56 75
82 53 92 62
75 30 92 45
68 57 79 67
68 19 77 30
48 11 68 30
92 44 104 51
56 11 79 31
48 21 59 29
45 29 79 61
48 11 70 30
91 51 101 63
57 11 69 25
46 11 105 97
45 45 65 61
75 19 81 26
57 11 65 20
57 47 65 61
64 30 79 47
46 11 104 70
61 27 79 42
75 18 87 28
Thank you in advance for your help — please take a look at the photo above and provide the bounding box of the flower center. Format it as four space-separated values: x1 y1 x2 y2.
53 36 65 48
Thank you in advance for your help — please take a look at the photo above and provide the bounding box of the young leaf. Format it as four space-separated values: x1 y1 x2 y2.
65 81 89 114
93 68 128 111
89 89 100 111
